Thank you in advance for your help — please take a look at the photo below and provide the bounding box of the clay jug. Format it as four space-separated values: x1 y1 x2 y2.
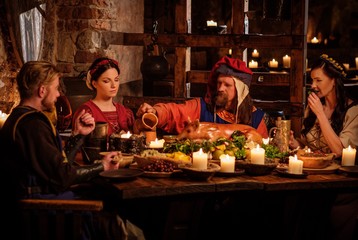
134 113 159 144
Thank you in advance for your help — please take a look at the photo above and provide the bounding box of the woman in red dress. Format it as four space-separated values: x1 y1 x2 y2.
72 57 135 136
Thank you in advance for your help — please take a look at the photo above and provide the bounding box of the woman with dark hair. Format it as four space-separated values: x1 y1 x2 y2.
72 57 135 136
289 54 358 240
290 54 358 157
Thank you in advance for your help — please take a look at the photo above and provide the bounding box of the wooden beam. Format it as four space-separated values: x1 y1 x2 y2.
107 32 304 49
231 0 244 34
173 0 191 98
187 70 290 86
174 47 189 97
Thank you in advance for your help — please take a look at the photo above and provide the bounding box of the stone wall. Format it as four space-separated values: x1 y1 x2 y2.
0 0 20 112
51 0 144 100
52 0 143 78
0 0 144 109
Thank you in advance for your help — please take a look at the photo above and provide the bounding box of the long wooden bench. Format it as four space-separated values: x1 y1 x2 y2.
19 199 103 240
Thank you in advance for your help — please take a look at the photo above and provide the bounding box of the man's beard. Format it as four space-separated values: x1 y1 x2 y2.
215 92 228 108
41 93 56 112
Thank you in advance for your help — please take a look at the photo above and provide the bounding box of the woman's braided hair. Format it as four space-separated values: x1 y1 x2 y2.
319 54 347 78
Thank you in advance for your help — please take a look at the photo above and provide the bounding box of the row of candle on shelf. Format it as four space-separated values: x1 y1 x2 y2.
247 50 291 69
340 58 358 70
249 48 358 70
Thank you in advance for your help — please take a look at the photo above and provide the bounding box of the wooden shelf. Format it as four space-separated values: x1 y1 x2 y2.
187 70 290 85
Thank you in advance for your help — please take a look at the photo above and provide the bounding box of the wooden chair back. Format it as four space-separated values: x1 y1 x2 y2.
19 199 103 240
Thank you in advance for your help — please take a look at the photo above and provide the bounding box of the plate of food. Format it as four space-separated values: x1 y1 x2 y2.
133 149 191 169
277 162 340 174
296 149 335 169
99 168 144 181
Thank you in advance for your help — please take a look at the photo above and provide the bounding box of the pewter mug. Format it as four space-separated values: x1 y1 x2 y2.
269 118 291 153
90 122 108 139
82 122 108 163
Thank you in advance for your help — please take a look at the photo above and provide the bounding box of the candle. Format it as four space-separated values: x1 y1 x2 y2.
192 148 208 169
288 155 303 174
306 58 308 70
343 63 349 70
206 20 217 27
250 144 265 165
120 131 132 139
262 138 270 145
248 60 258 68
311 37 319 44
342 145 356 166
228 49 232 55
220 154 235 172
282 55 291 68
355 57 358 69
149 138 165 148
252 49 259 58
0 111 8 129
268 59 278 68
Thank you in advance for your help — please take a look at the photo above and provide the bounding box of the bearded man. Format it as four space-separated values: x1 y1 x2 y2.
136 56 268 138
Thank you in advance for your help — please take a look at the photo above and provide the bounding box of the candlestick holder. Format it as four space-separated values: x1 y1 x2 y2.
109 134 145 154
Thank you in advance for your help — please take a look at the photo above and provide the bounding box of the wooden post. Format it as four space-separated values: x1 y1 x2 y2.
174 0 191 97
290 0 308 136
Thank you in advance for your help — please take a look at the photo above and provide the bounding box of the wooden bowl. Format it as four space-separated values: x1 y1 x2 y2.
179 163 221 180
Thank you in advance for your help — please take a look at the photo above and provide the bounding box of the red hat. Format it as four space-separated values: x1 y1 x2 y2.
205 56 252 104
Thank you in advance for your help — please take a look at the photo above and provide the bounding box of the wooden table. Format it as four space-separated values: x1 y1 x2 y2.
112 170 358 199
109 169 358 240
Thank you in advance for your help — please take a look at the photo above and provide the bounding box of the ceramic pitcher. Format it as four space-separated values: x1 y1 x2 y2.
134 113 159 144
268 117 291 153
